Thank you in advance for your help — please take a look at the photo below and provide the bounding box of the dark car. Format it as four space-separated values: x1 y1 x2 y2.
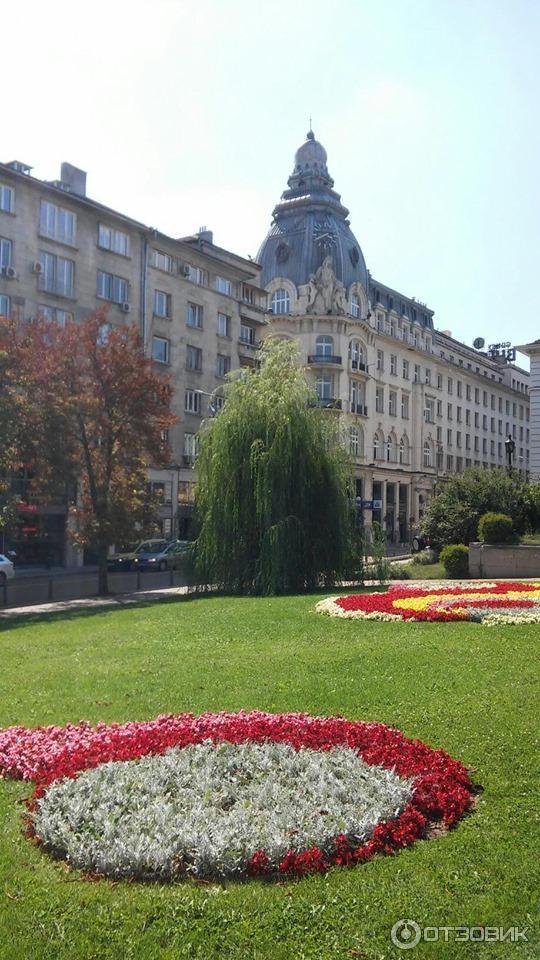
107 539 170 571
134 540 194 572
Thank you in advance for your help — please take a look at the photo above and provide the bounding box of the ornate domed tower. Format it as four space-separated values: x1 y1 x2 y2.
257 130 369 317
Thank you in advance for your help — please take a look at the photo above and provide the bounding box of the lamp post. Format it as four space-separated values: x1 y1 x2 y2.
505 435 516 474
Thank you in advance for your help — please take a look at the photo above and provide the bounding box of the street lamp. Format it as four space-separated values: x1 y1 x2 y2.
505 435 515 473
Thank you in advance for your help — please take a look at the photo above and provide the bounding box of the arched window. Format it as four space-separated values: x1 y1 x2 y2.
349 339 365 370
387 434 397 462
270 288 290 315
373 431 383 460
349 426 359 457
399 436 410 465
350 293 360 318
423 441 433 468
315 334 333 357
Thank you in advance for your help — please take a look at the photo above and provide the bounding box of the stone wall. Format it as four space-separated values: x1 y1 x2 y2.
469 543 540 579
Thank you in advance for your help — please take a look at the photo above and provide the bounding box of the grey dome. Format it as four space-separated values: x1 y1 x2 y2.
257 130 368 292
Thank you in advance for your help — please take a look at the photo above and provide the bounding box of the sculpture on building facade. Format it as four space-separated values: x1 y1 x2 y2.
305 256 348 316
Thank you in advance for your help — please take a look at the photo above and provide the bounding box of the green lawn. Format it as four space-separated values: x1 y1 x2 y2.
0 595 538 960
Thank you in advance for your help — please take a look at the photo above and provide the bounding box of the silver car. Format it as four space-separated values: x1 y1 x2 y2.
0 553 15 585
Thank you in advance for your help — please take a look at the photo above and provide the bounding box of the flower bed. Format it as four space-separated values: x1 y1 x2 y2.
0 711 474 881
316 581 540 625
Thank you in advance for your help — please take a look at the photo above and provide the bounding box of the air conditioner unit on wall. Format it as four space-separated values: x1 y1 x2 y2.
5 266 17 279
121 302 131 313
32 261 43 274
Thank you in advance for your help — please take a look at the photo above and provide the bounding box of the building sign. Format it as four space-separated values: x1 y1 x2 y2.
488 342 516 362
372 499 382 510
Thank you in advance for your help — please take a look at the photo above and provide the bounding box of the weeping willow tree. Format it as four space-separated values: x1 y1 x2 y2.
195 338 354 594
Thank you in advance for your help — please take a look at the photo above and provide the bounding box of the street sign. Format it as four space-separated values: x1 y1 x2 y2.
372 499 382 510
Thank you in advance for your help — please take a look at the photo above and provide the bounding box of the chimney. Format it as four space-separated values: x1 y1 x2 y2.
197 225 213 243
60 162 87 196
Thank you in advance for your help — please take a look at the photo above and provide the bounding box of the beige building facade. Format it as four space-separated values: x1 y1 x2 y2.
0 159 266 562
0 142 531 562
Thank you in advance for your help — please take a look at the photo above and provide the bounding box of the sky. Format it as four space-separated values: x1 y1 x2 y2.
4 0 539 365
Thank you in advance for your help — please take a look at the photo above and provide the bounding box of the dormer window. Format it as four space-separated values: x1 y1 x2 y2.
350 293 360 318
270 288 290 315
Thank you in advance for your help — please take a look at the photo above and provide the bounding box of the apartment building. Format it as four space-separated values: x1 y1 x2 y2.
0 159 266 563
257 131 530 542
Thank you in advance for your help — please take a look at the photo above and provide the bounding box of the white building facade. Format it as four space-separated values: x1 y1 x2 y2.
257 133 531 542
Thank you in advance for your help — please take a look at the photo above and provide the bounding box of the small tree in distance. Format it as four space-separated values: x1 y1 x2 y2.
195 338 353 594
420 467 540 549
0 311 175 593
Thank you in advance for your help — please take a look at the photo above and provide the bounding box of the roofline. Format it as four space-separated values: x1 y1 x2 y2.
369 276 434 317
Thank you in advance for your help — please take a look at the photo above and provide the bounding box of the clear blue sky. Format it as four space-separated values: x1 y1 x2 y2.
5 0 539 363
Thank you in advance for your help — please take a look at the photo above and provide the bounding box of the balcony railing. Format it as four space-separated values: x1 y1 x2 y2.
350 403 368 416
350 359 367 372
315 397 342 410
308 354 342 365
238 337 259 349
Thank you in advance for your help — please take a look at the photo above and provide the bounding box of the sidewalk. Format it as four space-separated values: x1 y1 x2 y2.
0 584 194 620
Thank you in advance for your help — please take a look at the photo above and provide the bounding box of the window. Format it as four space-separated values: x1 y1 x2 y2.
390 354 397 375
39 251 75 297
187 265 208 285
240 323 255 344
97 270 128 304
399 437 409 464
402 359 409 380
152 250 174 273
316 375 333 401
242 284 254 303
483 391 488 407
98 224 129 256
216 354 231 378
187 302 203 328
375 386 384 413
349 426 360 457
349 379 365 413
183 432 199 462
38 304 73 326
401 393 409 419
457 380 462 398
152 336 169 364
373 433 382 460
424 399 435 423
425 368 432 385
39 200 76 245
316 335 333 358
456 431 462 448
0 184 14 213
350 293 360 318
377 349 384 371
447 377 453 394
0 237 12 268
474 412 479 428
466 409 471 426
475 388 480 404
386 435 397 462
447 403 453 420
447 429 452 445
436 399 442 417
423 442 432 468
414 364 421 383
97 321 112 344
457 406 462 422
153 290 171 318
185 389 201 415
466 384 471 401
271 287 291 315
389 390 397 416
466 434 471 450
218 312 231 337
349 340 365 369
216 276 232 296
0 293 10 316
447 454 454 472
186 345 202 371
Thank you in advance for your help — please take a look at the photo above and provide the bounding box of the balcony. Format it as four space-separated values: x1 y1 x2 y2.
350 402 368 417
315 397 342 410
350 359 367 372
238 336 259 351
308 354 342 366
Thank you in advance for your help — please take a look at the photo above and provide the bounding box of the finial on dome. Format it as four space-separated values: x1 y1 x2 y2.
307 129 315 140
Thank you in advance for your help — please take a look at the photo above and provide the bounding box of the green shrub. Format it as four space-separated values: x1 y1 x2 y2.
389 565 412 580
478 512 518 545
415 548 438 565
440 544 469 578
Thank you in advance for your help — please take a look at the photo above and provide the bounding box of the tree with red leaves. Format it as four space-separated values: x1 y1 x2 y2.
0 310 175 593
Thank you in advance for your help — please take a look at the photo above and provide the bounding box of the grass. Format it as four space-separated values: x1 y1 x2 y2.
0 594 538 960
394 561 446 580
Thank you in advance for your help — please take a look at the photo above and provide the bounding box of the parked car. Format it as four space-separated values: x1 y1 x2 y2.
0 553 15 584
107 539 170 571
133 540 194 572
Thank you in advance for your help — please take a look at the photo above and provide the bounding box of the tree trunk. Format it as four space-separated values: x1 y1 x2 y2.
97 544 109 596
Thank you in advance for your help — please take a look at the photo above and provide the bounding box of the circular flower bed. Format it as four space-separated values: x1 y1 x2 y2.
316 580 540 625
0 711 474 880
